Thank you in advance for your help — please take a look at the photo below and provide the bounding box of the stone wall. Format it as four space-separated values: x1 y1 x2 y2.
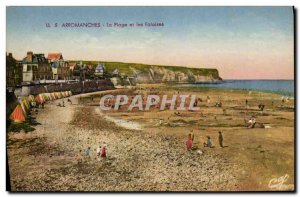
26 79 115 96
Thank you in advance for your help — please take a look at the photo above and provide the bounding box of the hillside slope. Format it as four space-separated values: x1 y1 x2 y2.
70 61 222 83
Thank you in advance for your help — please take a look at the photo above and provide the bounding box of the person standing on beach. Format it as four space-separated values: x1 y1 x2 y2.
204 136 212 148
206 96 210 103
186 134 193 151
86 147 91 157
218 131 224 148
96 145 101 157
189 130 195 142
100 145 107 158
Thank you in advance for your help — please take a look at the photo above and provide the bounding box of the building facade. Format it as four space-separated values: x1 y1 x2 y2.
22 51 52 83
6 53 22 87
48 53 70 80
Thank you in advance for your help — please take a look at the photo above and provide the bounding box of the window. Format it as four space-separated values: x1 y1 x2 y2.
23 64 27 72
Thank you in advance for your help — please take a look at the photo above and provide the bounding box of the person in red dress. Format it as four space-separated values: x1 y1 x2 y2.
186 134 193 151
100 145 107 158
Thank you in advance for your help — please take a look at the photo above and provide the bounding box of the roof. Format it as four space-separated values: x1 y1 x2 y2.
48 53 63 61
112 68 119 74
69 63 77 70
22 53 48 64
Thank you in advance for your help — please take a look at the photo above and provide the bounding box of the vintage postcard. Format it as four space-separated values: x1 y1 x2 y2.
6 6 295 192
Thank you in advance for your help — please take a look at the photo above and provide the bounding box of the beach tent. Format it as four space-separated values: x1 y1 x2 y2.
69 91 72 96
21 97 30 111
10 104 26 123
50 93 56 100
19 100 28 115
35 95 42 103
41 93 47 101
28 95 35 102
44 93 50 101
48 93 52 101
54 92 59 99
45 93 50 101
40 94 46 102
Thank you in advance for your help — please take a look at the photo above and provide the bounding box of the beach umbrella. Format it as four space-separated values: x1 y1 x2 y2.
10 104 26 123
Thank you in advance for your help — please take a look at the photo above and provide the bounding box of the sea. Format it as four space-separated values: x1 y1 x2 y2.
179 80 294 97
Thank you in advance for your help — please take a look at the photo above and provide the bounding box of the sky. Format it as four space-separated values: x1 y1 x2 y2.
6 6 294 79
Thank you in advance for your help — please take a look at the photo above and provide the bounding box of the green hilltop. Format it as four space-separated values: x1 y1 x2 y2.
69 60 221 79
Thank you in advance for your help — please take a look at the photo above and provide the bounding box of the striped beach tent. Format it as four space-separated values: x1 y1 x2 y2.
35 94 42 103
19 100 27 115
54 92 60 99
22 96 30 111
54 92 58 99
44 93 49 101
10 104 26 123
28 95 35 102
27 95 32 102
50 92 56 100
40 94 46 102
47 93 52 101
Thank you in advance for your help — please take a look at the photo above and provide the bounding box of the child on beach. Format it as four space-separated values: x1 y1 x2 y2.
204 136 212 148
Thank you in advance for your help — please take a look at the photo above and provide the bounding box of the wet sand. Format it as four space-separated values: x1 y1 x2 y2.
7 84 294 191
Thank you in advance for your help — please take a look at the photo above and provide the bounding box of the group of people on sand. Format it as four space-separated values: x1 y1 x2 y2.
186 130 224 151
85 144 107 160
247 117 256 128
57 99 65 107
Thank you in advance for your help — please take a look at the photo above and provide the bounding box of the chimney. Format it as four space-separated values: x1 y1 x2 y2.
27 51 33 62
8 53 12 58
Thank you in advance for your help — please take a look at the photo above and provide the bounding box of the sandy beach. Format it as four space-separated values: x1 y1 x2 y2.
7 84 294 191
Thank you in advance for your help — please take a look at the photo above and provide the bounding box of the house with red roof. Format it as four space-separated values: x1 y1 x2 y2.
47 53 63 61
48 53 70 80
